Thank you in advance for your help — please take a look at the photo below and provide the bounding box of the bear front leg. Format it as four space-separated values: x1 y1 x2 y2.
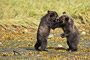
61 32 71 38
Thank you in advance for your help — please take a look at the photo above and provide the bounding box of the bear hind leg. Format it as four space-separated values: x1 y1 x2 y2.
71 43 78 52
67 40 72 51
40 38 48 51
34 41 41 51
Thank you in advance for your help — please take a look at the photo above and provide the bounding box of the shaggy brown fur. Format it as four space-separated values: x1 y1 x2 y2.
34 10 58 51
55 12 80 51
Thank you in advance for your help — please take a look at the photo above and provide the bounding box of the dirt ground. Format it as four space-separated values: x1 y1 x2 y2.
0 25 90 60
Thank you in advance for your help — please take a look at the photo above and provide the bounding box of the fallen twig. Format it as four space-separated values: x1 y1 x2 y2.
13 50 21 55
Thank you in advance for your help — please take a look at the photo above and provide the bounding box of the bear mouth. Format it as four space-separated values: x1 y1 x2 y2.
51 26 56 29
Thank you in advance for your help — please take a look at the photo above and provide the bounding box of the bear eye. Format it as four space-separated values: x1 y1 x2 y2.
50 15 53 17
65 17 69 21
50 13 54 17
53 20 56 23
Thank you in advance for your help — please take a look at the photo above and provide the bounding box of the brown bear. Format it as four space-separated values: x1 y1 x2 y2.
55 12 80 51
34 10 58 51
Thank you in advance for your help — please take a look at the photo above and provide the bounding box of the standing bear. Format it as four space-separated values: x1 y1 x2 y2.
56 12 80 51
34 10 58 51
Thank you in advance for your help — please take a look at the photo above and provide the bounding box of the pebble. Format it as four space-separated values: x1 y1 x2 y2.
0 42 3 46
82 31 86 34
48 34 54 38
58 44 63 47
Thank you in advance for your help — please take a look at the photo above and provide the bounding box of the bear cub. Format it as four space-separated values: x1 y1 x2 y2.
57 12 80 51
34 10 58 51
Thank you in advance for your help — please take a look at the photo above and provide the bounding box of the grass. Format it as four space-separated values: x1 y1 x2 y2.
0 0 90 60
0 0 90 28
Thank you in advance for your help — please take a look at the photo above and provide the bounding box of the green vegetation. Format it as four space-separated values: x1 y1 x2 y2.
0 0 90 28
0 0 90 60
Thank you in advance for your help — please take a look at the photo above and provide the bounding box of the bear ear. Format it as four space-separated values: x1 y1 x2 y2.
48 10 50 13
65 17 69 22
63 12 66 14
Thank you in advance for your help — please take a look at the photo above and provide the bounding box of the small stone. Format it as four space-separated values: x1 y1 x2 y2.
0 42 3 46
82 31 86 34
0 42 2 45
28 52 32 55
58 44 63 47
48 34 54 38
85 56 87 58
23 29 28 34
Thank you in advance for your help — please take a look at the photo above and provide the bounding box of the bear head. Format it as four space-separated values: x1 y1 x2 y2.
46 10 59 29
52 12 74 29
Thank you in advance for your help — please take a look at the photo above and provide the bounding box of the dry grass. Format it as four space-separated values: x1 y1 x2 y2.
0 0 90 28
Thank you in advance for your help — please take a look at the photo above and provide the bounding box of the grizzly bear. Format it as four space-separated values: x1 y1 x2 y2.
55 12 80 51
34 10 58 51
